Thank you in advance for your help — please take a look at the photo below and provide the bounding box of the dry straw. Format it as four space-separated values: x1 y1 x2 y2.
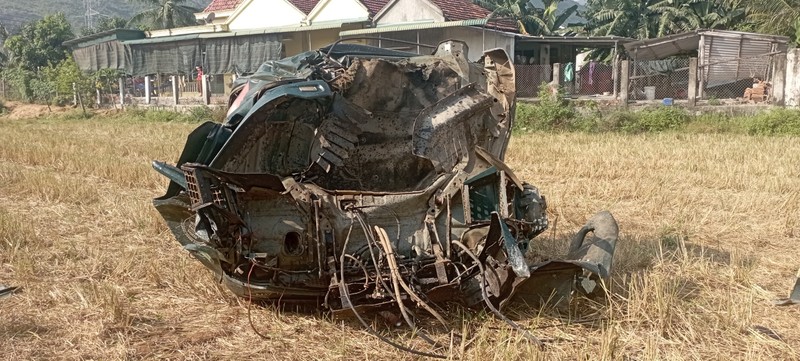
1 116 799 360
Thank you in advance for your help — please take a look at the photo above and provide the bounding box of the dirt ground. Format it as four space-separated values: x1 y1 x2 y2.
0 101 75 120
1 113 799 360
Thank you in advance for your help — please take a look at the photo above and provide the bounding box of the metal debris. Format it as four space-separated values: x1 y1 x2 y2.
0 284 20 299
773 268 800 306
152 40 620 354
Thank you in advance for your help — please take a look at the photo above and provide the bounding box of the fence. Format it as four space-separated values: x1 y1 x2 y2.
628 58 691 101
516 64 552 97
699 52 778 102
516 62 618 98
0 79 28 102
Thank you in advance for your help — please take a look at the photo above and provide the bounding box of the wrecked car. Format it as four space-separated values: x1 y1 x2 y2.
152 40 619 351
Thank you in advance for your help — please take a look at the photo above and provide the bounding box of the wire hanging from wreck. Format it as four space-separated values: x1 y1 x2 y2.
452 240 544 348
339 209 448 359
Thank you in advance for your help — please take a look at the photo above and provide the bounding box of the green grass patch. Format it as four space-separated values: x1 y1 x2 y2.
514 87 800 135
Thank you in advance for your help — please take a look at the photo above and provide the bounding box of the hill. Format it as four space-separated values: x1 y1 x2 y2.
0 0 208 34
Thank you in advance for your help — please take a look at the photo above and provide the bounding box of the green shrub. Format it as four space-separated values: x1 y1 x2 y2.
515 83 577 132
619 107 690 133
743 109 800 135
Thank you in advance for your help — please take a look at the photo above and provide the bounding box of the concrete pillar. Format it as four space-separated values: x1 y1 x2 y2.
96 89 101 105
201 74 210 105
171 75 179 105
612 56 619 98
72 82 77 106
144 75 151 104
787 49 800 107
688 58 698 107
552 63 561 87
118 77 125 106
772 54 787 106
619 60 630 107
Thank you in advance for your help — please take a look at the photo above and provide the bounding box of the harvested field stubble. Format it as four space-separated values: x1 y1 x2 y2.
1 115 799 360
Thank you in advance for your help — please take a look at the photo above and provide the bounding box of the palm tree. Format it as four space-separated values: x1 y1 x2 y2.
584 0 668 39
474 0 540 34
127 0 201 30
525 0 580 36
746 0 800 43
653 0 746 35
475 0 580 35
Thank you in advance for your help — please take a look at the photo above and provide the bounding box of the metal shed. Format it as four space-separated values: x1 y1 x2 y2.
624 30 790 92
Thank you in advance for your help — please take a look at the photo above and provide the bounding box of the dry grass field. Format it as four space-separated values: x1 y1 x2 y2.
1 112 799 360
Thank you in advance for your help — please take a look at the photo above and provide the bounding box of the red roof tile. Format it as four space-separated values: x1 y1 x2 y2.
360 0 391 17
429 0 490 21
287 0 321 14
429 0 517 32
203 0 243 12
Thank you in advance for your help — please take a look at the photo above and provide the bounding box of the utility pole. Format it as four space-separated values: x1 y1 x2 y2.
84 0 99 30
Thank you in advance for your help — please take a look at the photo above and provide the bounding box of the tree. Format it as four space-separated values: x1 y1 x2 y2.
475 0 581 35
746 0 800 44
474 0 540 34
523 0 580 36
80 16 131 37
582 0 669 39
4 13 74 71
127 0 201 30
0 20 10 68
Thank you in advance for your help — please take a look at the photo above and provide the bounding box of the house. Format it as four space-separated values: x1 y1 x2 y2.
65 0 635 103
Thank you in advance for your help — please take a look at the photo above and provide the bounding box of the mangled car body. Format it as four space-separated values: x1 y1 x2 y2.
152 41 618 341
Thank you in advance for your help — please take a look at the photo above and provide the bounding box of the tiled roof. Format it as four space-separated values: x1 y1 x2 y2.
288 0 322 14
360 0 391 17
429 0 490 21
203 0 243 12
428 0 518 32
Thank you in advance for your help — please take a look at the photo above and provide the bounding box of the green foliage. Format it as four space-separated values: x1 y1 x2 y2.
617 107 691 133
747 0 800 45
4 13 74 71
0 66 35 100
743 109 800 136
53 57 93 105
79 17 130 37
114 107 215 123
581 0 748 53
515 100 800 136
187 105 228 122
515 83 577 131
127 0 201 30
473 0 580 35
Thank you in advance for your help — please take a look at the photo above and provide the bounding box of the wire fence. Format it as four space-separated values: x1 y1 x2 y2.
628 58 691 101
0 79 28 102
563 61 617 97
700 53 777 103
515 64 552 97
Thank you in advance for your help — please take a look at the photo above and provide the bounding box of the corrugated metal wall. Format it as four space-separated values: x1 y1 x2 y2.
701 32 789 87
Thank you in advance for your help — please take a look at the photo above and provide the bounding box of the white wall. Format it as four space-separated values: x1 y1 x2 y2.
376 0 444 25
228 0 305 31
786 49 800 107
443 27 515 62
309 0 369 23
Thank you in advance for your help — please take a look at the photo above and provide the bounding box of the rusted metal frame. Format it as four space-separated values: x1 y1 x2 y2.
313 197 325 278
